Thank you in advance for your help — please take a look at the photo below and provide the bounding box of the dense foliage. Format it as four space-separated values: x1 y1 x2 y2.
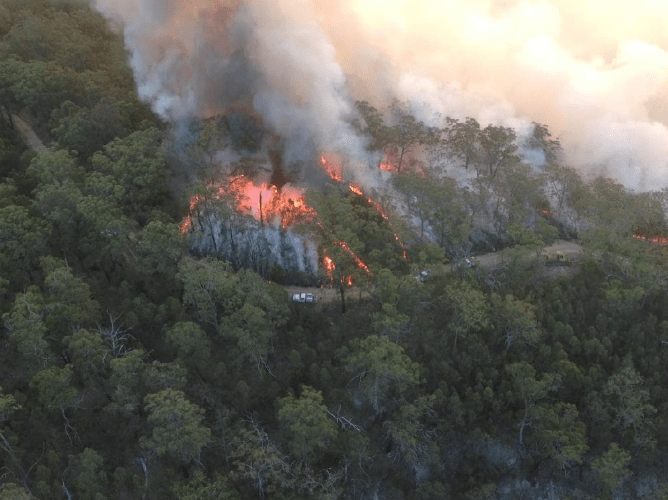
1 2 668 499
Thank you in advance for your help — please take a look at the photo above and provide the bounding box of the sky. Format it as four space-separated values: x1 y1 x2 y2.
91 0 668 190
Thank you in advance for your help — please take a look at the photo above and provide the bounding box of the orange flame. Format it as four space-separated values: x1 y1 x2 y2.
320 155 342 182
179 194 205 234
333 240 373 277
180 175 317 233
323 255 335 281
320 153 407 261
633 233 668 244
348 183 407 258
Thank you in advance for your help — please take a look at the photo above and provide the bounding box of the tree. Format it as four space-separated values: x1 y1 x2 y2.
478 124 518 179
277 385 337 466
544 163 584 217
51 98 131 159
0 385 23 486
66 448 109 500
3 286 50 369
441 281 489 349
185 118 230 178
305 188 370 313
525 122 562 167
108 349 146 413
166 321 212 371
0 58 83 123
231 419 293 499
140 388 211 464
29 364 83 444
0 205 51 287
75 194 138 277
63 329 109 381
444 117 481 171
134 220 185 301
528 402 588 473
591 443 631 498
107 351 188 414
41 256 99 337
177 257 239 332
501 162 547 225
0 484 33 500
372 303 410 339
354 100 435 173
385 100 436 173
89 127 168 224
382 395 439 467
223 301 276 372
342 335 420 415
31 180 83 256
172 470 240 500
178 257 289 352
394 171 468 249
492 294 541 350
26 149 80 186
505 361 560 446
354 100 387 151
603 365 656 450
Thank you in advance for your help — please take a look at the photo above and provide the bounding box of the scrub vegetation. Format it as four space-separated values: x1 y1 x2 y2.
1 2 668 499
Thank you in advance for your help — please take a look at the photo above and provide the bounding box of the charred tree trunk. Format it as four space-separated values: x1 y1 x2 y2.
397 146 406 174
259 192 264 227
339 285 346 314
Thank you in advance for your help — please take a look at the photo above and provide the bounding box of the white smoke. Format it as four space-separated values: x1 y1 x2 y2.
91 0 668 190
91 0 371 185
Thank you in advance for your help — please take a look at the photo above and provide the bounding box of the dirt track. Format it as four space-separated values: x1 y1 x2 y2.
12 114 48 154
465 239 582 269
285 240 583 304
284 285 371 305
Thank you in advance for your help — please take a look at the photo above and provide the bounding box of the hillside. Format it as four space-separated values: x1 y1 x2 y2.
1 2 668 500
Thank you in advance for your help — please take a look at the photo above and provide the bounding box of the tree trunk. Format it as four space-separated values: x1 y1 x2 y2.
397 146 405 173
339 285 346 314
259 192 263 227
519 404 530 446
519 418 527 446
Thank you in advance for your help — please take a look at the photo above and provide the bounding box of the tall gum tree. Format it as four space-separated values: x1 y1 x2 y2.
277 385 337 466
140 388 211 465
341 335 420 415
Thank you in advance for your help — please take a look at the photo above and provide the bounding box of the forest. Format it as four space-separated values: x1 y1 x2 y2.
1 1 668 499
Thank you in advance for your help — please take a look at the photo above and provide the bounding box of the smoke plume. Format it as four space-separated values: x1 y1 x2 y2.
92 0 668 190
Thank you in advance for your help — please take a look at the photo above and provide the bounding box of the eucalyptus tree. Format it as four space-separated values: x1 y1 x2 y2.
341 335 420 415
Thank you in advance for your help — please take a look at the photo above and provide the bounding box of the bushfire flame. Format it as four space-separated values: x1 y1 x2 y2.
323 243 371 287
180 175 316 234
179 194 205 234
320 155 342 182
181 153 409 284
334 240 373 277
323 255 335 281
347 182 408 259
633 233 668 244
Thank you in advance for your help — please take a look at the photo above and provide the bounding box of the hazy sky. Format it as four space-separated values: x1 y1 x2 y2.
92 0 668 190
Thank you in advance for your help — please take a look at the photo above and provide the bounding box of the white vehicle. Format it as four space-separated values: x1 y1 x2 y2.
292 292 317 304
465 258 476 268
415 269 431 282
